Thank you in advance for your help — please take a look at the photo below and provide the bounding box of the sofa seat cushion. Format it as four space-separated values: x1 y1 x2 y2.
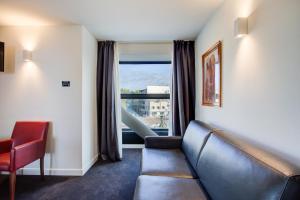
141 148 196 178
134 175 208 200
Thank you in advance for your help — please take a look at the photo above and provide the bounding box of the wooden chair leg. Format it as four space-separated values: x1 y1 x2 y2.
9 172 16 200
40 157 45 180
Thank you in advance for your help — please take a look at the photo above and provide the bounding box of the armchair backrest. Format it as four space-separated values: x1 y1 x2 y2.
11 121 49 147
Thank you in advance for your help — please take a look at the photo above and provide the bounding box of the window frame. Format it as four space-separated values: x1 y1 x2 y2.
119 61 171 65
119 60 172 100
121 93 170 99
120 61 172 144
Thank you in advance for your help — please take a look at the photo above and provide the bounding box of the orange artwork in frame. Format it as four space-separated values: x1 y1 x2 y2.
202 41 222 107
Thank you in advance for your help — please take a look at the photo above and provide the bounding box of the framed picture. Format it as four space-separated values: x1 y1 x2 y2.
202 41 222 107
0 42 4 72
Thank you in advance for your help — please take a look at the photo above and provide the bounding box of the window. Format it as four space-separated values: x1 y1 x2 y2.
120 61 171 144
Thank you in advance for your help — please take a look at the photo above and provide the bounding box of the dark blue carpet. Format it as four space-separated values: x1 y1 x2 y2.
0 149 141 200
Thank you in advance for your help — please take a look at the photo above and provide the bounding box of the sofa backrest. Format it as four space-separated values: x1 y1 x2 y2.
182 121 212 169
196 133 300 200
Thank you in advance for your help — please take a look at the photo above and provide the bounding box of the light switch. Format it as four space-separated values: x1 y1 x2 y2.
62 81 70 87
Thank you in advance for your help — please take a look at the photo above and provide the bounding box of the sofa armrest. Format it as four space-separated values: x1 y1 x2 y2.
145 136 183 149
0 138 13 154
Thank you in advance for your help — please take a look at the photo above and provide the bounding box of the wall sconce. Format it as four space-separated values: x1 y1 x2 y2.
23 50 32 62
234 17 248 38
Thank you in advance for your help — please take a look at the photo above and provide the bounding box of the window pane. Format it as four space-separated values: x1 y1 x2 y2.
122 99 170 129
120 64 171 93
120 63 171 144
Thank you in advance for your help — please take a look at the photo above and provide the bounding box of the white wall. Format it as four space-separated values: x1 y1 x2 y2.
195 0 300 166
0 25 98 175
81 27 98 174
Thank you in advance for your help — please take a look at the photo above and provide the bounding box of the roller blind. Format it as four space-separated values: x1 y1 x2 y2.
118 42 172 62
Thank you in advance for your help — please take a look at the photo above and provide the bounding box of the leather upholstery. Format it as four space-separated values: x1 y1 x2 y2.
196 134 300 200
213 129 300 177
134 175 208 200
145 136 182 149
141 148 196 178
0 153 10 171
141 121 212 179
0 121 49 172
14 140 45 170
182 121 212 168
12 121 48 148
134 121 300 200
0 139 13 154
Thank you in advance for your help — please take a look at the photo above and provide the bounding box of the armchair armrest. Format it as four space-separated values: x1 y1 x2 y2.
12 140 44 170
145 136 183 149
0 138 13 153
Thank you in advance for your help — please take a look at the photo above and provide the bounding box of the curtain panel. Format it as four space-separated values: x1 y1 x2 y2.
96 41 121 161
172 40 196 136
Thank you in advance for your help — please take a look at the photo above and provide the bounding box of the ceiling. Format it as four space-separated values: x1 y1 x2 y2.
0 0 223 41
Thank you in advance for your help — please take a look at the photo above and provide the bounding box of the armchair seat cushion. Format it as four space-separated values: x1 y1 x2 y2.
141 148 197 178
0 153 10 171
134 175 208 200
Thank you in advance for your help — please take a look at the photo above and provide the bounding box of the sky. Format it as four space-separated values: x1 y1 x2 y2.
119 64 171 91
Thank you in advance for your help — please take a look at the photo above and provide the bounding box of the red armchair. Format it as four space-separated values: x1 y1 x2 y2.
0 121 49 200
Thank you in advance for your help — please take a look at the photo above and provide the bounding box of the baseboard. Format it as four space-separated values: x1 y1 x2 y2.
122 144 144 149
18 154 99 176
0 154 99 176
17 168 83 176
82 154 99 175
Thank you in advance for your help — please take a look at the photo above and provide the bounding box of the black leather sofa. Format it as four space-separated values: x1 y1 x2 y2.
133 121 300 200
